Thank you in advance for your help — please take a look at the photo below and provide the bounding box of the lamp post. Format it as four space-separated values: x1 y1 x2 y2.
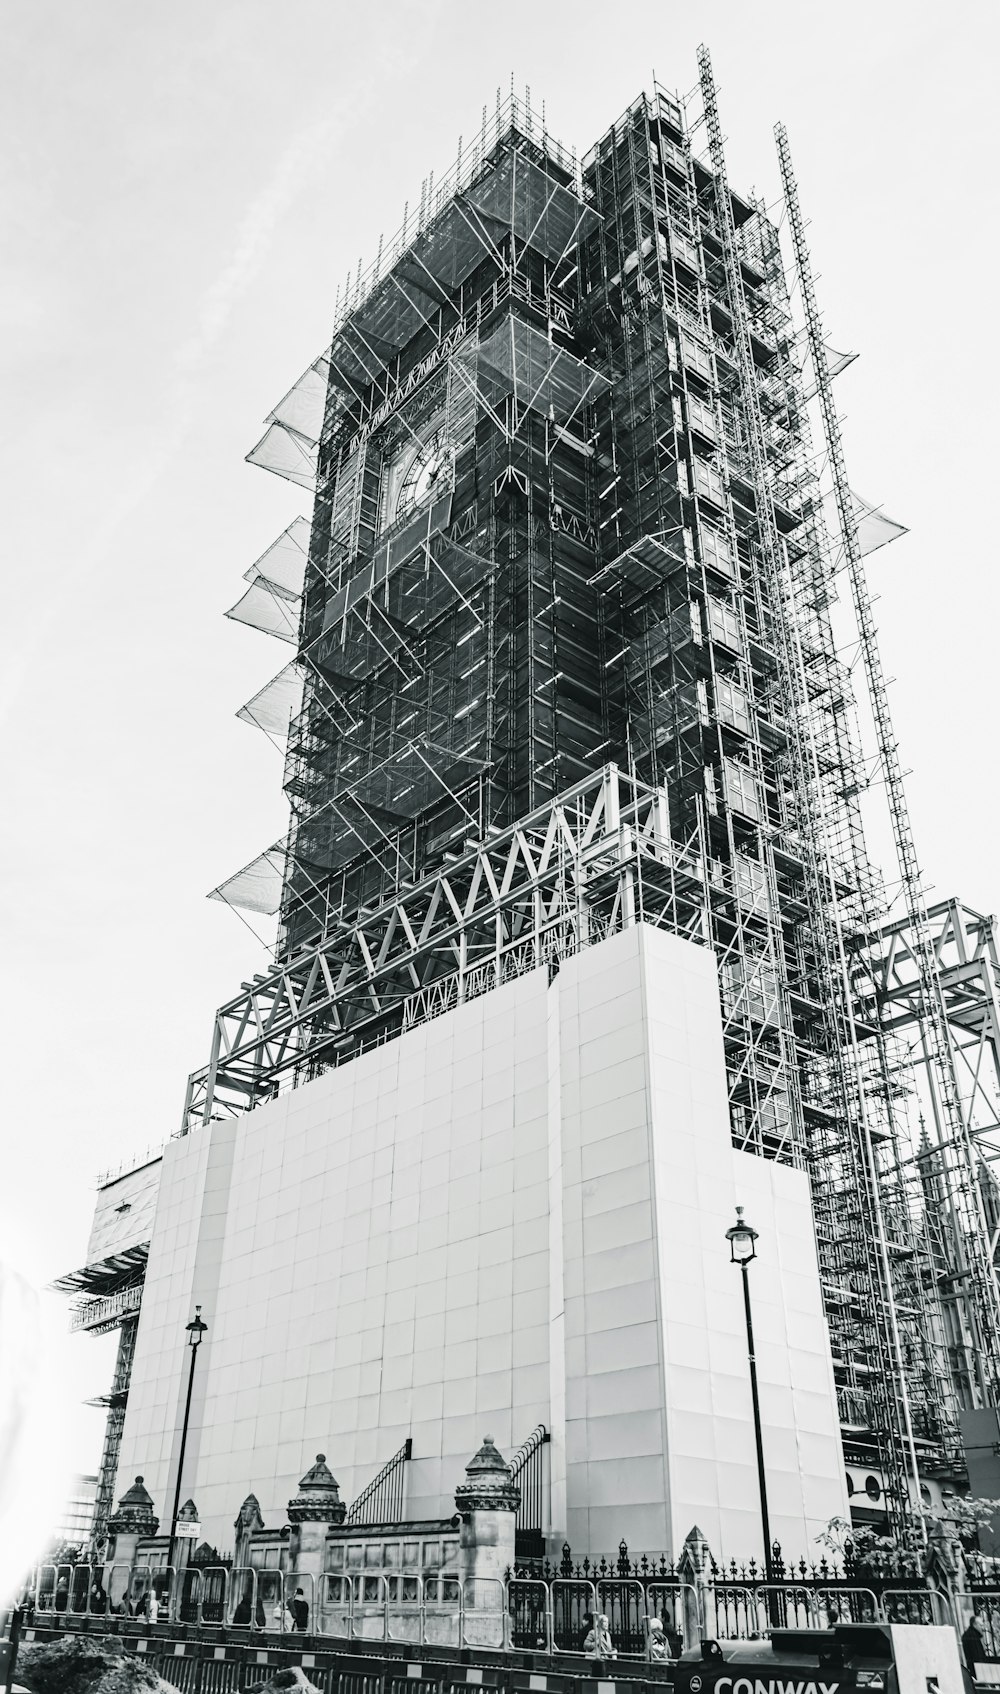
168 1306 208 1581
725 1207 773 1583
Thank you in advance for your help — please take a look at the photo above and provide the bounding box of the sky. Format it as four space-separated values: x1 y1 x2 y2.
1 0 998 1483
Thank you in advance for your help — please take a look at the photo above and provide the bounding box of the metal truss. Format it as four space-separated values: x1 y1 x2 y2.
848 901 1000 1410
183 764 707 1131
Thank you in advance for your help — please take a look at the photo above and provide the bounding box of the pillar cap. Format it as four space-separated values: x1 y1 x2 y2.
288 1453 347 1524
108 1475 159 1536
235 1492 265 1535
455 1435 520 1516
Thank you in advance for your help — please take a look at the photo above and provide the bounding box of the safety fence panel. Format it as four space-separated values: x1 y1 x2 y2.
595 1580 647 1659
462 1578 507 1649
423 1575 461 1648
128 1565 175 1623
106 1565 132 1618
195 1566 230 1627
351 1573 388 1641
386 1574 423 1641
882 1588 953 1627
318 1574 351 1638
227 1568 259 1628
812 1587 882 1626
744 1585 815 1634
967 1591 1000 1660
66 1563 96 1615
707 1585 763 1641
550 1579 596 1655
507 1578 551 1652
646 1581 697 1649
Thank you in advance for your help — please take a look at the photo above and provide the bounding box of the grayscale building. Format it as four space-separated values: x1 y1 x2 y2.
64 58 1000 1568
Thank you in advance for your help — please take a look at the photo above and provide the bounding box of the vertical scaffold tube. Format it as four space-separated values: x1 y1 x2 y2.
696 42 922 1526
775 120 1000 1405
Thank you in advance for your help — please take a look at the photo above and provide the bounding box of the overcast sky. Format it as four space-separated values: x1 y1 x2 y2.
2 0 998 1480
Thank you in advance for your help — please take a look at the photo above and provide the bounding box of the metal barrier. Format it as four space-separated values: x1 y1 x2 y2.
708 1586 762 1641
66 1563 95 1615
423 1575 461 1648
227 1567 259 1628
350 1572 388 1641
881 1588 953 1627
32 1565 60 1614
318 1573 351 1638
507 1577 551 1652
967 1592 1000 1660
386 1574 424 1642
646 1581 698 1646
16 1564 958 1653
106 1564 133 1618
187 1564 230 1626
811 1587 881 1626
550 1578 597 1654
461 1578 507 1649
595 1579 647 1658
125 1564 175 1623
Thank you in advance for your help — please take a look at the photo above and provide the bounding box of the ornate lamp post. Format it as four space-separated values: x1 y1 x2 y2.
168 1307 208 1580
725 1207 773 1583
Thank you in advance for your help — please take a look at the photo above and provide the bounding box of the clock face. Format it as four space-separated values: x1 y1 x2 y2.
394 430 452 522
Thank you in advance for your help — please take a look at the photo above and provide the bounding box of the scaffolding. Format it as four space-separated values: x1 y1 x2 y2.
191 67 1000 1529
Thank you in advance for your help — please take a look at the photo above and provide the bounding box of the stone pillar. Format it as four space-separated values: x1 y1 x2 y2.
677 1524 713 1650
287 1453 346 1626
455 1436 520 1587
232 1494 265 1628
105 1476 159 1587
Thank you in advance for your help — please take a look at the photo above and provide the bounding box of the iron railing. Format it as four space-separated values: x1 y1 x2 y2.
345 1438 412 1526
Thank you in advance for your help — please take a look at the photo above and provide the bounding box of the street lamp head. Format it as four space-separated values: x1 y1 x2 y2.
185 1305 208 1348
726 1206 758 1266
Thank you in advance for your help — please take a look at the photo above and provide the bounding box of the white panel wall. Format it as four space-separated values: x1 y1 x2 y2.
117 922 848 1563
120 967 555 1549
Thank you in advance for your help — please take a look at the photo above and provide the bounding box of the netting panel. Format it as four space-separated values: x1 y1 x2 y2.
237 663 304 737
243 517 310 595
246 421 317 490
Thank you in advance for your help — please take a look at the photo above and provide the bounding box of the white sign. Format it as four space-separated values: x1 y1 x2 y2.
175 1522 200 1539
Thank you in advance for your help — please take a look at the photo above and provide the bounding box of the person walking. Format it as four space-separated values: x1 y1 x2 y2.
583 1615 616 1659
291 1588 309 1631
648 1618 670 1661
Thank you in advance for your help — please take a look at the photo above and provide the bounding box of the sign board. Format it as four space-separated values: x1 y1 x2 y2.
175 1522 200 1539
674 1667 855 1694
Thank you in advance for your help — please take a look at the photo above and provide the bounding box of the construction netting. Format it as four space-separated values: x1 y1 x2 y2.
266 354 331 444
236 662 304 738
455 313 608 427
245 421 317 490
310 532 494 690
226 517 309 642
851 488 908 556
327 149 599 396
209 840 288 915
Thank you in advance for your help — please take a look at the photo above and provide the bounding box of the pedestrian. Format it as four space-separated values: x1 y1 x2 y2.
89 1578 108 1615
583 1614 616 1659
54 1576 69 1614
963 1612 988 1677
291 1588 309 1631
148 1589 159 1624
648 1618 670 1661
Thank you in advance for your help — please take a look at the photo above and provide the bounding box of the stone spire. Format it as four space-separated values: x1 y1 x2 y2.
108 1476 159 1537
235 1493 265 1537
287 1454 347 1524
454 1435 520 1517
